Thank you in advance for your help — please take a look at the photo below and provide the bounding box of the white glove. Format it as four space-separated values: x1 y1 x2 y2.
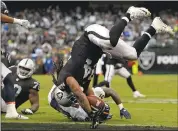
21 108 33 115
13 18 30 29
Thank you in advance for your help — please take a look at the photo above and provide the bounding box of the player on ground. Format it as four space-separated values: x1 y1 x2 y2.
1 1 30 119
56 6 174 128
95 55 145 98
1 58 40 115
48 61 126 121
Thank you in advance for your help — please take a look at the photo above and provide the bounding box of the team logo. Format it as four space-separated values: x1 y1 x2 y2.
138 51 156 70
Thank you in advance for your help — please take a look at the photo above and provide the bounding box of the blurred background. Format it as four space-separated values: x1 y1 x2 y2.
1 1 178 74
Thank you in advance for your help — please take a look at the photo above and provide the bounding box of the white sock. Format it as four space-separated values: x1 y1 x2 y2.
118 103 124 110
6 103 18 115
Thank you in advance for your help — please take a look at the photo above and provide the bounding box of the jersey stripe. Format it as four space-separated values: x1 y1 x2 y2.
86 31 110 40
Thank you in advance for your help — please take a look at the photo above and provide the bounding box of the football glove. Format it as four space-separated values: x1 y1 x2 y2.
14 18 31 29
120 108 131 119
21 108 33 115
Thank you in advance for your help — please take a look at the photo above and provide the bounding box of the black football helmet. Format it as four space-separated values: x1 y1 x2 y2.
1 1 9 15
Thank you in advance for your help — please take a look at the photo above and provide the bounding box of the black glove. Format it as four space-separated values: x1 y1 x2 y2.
21 108 33 115
120 108 131 119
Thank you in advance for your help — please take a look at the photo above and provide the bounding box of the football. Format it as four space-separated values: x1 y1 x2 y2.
87 95 105 111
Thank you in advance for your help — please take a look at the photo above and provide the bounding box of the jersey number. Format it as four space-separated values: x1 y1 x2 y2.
14 84 22 97
83 59 94 80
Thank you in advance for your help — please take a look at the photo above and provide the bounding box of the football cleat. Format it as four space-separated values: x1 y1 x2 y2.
133 91 146 98
127 6 151 20
151 17 175 36
5 113 29 120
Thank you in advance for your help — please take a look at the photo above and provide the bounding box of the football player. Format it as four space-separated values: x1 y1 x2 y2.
48 60 112 122
1 1 30 119
95 55 145 98
1 58 40 115
56 6 174 128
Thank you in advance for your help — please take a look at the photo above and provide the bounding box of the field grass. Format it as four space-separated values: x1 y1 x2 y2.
1 74 178 128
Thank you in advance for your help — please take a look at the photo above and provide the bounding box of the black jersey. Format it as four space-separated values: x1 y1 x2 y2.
6 66 40 108
58 33 103 93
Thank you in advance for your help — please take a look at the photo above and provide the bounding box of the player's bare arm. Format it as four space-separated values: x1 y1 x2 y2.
66 76 92 113
1 13 30 28
21 89 39 115
1 13 14 23
29 89 39 113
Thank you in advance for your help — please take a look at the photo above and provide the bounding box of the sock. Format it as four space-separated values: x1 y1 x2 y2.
3 73 15 102
118 103 124 110
93 74 99 87
126 76 136 92
133 26 156 57
6 103 18 115
109 13 131 47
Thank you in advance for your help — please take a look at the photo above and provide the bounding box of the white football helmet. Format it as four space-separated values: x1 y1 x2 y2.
93 87 105 99
54 87 77 107
17 58 35 79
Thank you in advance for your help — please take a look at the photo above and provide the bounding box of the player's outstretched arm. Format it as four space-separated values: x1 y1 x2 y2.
21 89 39 115
1 13 30 28
66 76 92 114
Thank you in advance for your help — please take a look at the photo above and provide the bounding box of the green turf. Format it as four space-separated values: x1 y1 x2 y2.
1 75 178 127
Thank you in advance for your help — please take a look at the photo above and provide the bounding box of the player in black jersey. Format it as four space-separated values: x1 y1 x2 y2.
1 1 30 119
1 58 40 115
56 6 173 128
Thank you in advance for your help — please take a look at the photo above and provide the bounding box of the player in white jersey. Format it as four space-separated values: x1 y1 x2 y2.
1 1 30 119
95 55 145 98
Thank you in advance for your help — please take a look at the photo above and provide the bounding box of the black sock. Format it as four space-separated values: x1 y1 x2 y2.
3 73 15 102
109 13 131 47
93 74 99 87
95 81 110 88
126 76 136 92
133 26 156 57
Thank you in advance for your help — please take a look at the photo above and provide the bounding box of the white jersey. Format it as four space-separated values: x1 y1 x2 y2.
48 85 88 121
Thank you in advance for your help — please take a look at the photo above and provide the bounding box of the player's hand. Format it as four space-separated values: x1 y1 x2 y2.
120 108 131 119
14 18 30 29
21 108 33 115
20 19 31 29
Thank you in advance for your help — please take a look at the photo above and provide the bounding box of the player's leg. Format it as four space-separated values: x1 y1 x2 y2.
133 17 174 57
86 6 151 50
96 64 115 88
115 67 145 98
1 63 28 119
109 6 151 47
